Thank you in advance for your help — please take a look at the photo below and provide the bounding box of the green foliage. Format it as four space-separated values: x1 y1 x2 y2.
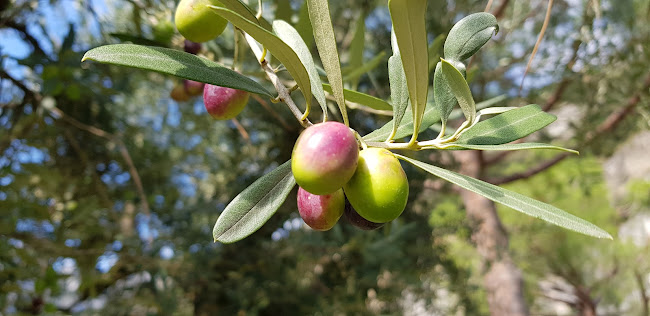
443 12 499 61
82 44 272 96
213 161 295 243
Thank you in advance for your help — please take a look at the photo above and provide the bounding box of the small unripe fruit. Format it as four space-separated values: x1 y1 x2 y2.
291 122 359 195
153 20 175 45
203 84 249 119
344 198 384 230
170 84 191 102
343 148 409 223
184 39 202 54
175 0 228 43
184 80 204 96
297 187 344 231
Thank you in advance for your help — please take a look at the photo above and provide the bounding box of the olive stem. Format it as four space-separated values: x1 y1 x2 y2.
244 33 313 128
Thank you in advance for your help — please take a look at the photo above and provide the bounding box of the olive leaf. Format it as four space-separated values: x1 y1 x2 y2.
388 29 409 142
307 0 348 125
388 0 429 142
433 60 467 131
213 161 295 244
273 20 328 120
456 104 556 145
397 155 612 239
81 44 272 96
444 12 498 61
210 6 314 110
440 58 475 124
322 84 392 111
441 142 578 154
219 0 273 30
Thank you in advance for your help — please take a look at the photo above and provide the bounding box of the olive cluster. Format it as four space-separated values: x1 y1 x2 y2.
292 122 409 231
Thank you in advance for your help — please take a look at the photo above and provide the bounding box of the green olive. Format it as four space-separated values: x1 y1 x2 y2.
175 0 228 43
343 148 408 223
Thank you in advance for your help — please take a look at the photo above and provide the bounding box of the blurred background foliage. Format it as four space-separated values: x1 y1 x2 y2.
1 0 649 315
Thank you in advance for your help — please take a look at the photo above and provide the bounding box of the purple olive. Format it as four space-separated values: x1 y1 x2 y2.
203 84 250 120
291 122 359 195
184 40 202 54
297 187 345 231
344 198 384 230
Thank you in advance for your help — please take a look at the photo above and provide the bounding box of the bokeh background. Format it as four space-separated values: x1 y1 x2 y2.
1 0 649 315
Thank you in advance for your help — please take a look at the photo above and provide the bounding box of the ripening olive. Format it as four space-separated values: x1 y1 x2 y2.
343 148 408 223
291 122 359 195
203 84 250 120
343 198 384 230
297 187 344 231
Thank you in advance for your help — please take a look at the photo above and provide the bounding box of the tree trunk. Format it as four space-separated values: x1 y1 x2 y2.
454 150 529 316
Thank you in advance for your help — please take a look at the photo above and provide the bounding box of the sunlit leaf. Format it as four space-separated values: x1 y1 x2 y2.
440 58 475 123
213 161 295 243
307 0 348 125
219 0 273 30
456 104 556 145
273 20 328 119
210 6 313 108
364 95 506 142
322 84 391 111
397 155 612 239
444 12 498 61
388 30 409 142
433 60 467 128
388 0 429 141
81 44 272 96
441 142 578 154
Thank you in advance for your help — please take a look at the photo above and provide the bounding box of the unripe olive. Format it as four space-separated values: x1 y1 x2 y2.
184 80 204 96
291 122 359 195
184 39 202 54
175 0 228 43
170 84 191 102
343 148 409 223
297 187 344 231
203 84 249 120
153 20 175 45
344 198 384 230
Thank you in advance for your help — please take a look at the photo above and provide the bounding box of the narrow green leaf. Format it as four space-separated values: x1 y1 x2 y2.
213 161 296 243
440 58 475 123
456 104 556 145
397 155 612 239
307 0 348 125
81 44 272 96
210 6 313 108
388 30 409 142
219 0 273 30
433 60 467 127
388 0 429 141
342 51 387 83
441 142 579 154
347 12 367 88
322 84 391 111
295 2 314 47
444 12 498 61
273 20 328 119
427 35 445 73
364 95 506 142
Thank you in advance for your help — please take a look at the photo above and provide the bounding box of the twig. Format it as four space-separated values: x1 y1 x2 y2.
493 0 511 19
243 33 312 128
635 269 649 316
485 0 495 12
519 0 554 94
50 107 150 214
251 94 294 131
230 117 251 143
